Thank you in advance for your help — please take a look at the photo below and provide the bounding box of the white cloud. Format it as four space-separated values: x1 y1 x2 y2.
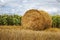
7 3 19 7
43 8 57 12
0 0 5 3
22 0 28 3
11 9 15 13
0 0 59 15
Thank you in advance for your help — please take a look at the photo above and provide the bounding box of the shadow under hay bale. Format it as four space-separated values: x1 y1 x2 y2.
22 9 52 30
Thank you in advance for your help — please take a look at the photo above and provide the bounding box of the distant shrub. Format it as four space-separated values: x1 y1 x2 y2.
0 14 21 25
52 15 60 28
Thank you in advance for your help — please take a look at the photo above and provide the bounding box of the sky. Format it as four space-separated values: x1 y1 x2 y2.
0 0 60 15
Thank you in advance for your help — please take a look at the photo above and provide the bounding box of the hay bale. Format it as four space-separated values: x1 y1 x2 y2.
39 10 52 29
22 9 52 30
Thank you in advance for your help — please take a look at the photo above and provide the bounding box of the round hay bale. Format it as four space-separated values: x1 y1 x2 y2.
39 10 52 29
22 9 52 30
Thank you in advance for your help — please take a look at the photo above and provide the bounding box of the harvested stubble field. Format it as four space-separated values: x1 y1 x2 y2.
0 26 60 40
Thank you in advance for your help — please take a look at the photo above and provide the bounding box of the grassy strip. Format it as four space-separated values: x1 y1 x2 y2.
0 26 22 29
